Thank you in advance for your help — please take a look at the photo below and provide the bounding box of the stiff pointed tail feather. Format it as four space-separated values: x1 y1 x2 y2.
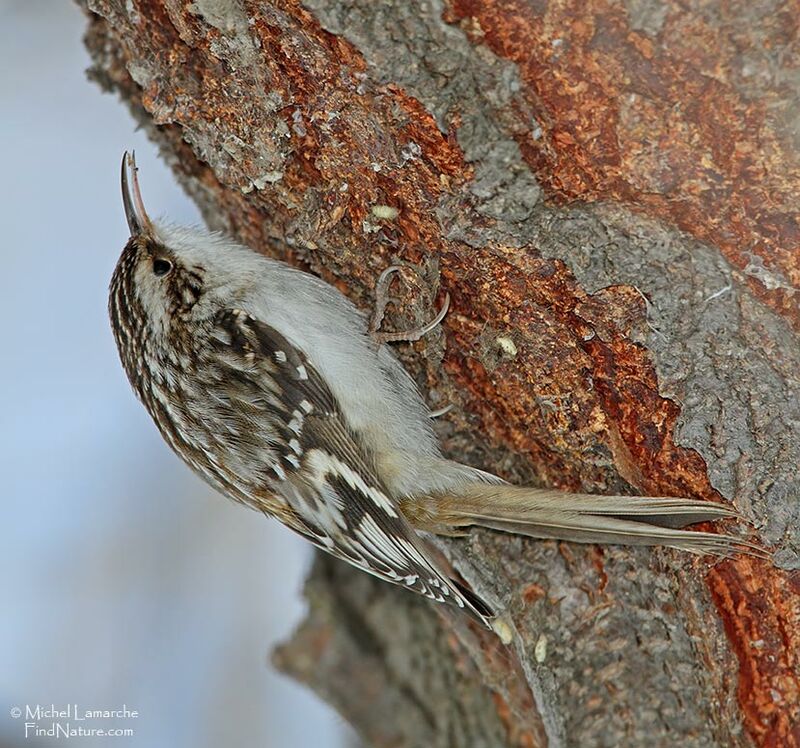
404 486 768 558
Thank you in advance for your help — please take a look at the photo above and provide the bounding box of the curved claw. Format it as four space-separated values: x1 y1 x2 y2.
373 292 450 345
428 403 454 419
370 265 404 334
375 265 403 292
370 263 451 344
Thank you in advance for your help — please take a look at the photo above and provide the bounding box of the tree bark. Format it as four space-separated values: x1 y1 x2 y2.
78 1 799 746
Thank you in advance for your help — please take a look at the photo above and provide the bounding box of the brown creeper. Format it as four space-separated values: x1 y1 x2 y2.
109 152 763 635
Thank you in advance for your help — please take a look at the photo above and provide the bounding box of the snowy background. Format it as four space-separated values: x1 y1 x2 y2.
0 2 349 746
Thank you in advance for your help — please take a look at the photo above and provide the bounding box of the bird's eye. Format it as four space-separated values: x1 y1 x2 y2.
152 258 172 277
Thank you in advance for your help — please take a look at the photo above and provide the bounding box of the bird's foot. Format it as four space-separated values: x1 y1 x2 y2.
369 265 450 345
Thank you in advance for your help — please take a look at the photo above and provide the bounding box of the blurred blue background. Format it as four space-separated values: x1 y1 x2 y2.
0 2 350 746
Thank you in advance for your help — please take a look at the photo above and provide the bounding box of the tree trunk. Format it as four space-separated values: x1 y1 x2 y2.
78 1 799 746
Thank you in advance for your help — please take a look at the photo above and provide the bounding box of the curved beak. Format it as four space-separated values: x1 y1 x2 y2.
121 151 153 237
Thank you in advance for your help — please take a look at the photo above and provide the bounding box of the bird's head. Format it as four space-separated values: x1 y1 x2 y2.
109 152 259 355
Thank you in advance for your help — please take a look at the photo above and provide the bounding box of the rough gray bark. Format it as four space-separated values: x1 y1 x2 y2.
79 1 799 746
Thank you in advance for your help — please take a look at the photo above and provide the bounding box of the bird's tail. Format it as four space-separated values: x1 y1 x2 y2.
401 485 768 557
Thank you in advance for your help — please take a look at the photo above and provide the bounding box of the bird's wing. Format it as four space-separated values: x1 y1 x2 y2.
212 308 495 625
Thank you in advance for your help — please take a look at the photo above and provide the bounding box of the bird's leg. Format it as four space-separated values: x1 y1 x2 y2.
370 265 451 345
369 266 402 337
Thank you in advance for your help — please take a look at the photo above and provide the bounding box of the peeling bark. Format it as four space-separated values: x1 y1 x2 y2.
78 1 799 746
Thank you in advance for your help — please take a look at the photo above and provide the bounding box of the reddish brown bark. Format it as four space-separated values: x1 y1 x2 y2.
80 1 799 745
447 0 800 328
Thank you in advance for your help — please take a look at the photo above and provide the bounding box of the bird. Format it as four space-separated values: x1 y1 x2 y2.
109 151 764 639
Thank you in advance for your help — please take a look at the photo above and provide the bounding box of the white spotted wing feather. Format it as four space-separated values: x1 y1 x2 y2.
214 308 494 623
